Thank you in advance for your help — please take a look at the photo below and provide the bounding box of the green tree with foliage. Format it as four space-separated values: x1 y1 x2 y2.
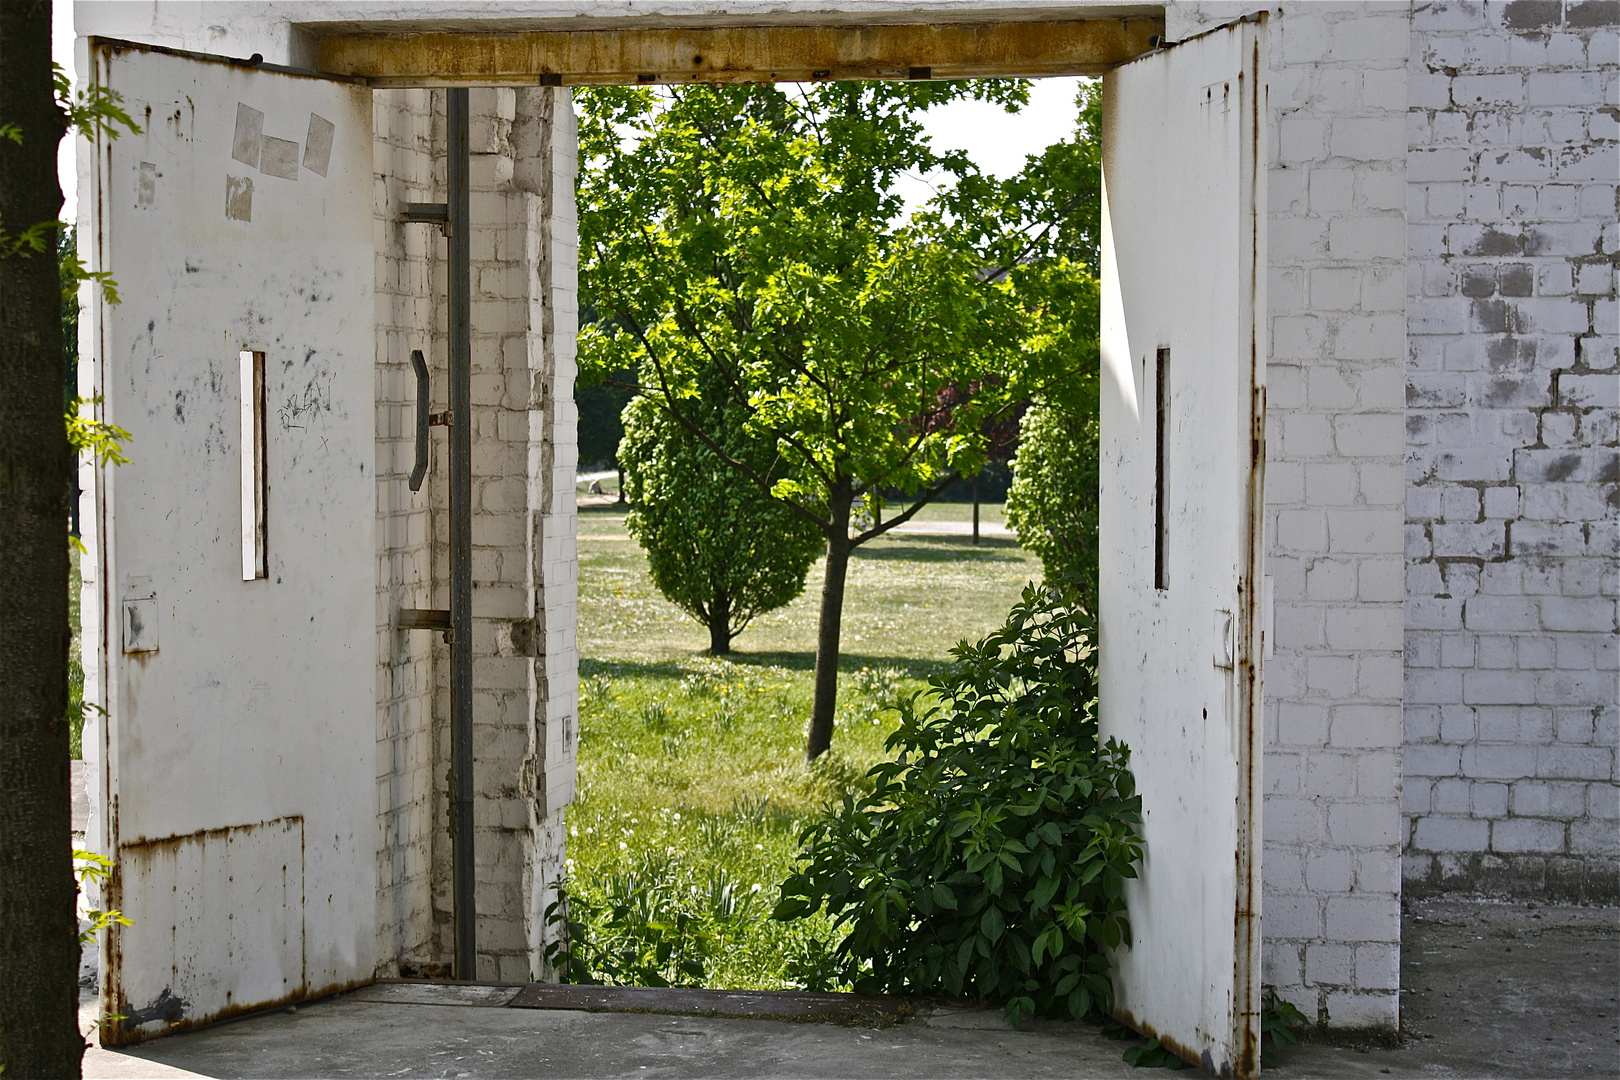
577 81 1095 761
576 368 632 498
1005 401 1100 611
574 295 632 499
955 79 1105 613
620 368 824 655
774 584 1142 1025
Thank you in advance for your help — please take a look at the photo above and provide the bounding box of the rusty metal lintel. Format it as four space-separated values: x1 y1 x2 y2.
397 607 451 632
315 18 1164 87
402 201 449 224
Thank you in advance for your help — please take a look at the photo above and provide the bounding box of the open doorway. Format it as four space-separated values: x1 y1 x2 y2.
564 73 1099 992
84 12 1264 1075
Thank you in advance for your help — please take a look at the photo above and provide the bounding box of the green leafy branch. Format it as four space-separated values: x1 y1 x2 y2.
1260 987 1312 1067
75 846 132 1038
54 62 141 142
2 62 140 297
67 396 131 467
73 849 132 947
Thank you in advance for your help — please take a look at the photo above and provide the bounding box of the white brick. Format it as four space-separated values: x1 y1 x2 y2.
1413 814 1489 851
1571 820 1620 856
1463 743 1538 780
1527 71 1605 106
1354 944 1400 991
1452 72 1524 106
1433 778 1472 815
1512 780 1588 819
1324 896 1400 943
1305 943 1353 985
1326 607 1404 651
1405 705 1442 743
1325 990 1400 1029
1329 802 1401 847
1328 216 1408 262
1472 781 1509 818
1538 746 1614 781
1588 782 1620 821
1409 668 1463 705
1334 412 1405 457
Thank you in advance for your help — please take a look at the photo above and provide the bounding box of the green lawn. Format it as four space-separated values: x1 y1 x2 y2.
567 500 1040 989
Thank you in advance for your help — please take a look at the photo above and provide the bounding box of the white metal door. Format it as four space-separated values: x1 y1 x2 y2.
1097 16 1266 1078
84 41 376 1044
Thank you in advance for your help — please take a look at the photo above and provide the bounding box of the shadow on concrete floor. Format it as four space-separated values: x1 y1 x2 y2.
82 897 1617 1079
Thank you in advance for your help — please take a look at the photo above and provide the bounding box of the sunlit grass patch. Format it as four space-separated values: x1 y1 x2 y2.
566 500 1040 989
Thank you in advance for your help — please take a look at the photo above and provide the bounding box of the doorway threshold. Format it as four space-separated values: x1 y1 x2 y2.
353 979 915 1026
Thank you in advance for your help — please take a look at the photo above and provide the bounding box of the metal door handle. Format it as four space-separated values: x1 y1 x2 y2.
410 349 429 491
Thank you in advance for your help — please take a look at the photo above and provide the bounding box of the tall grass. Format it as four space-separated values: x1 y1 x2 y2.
566 503 1042 989
565 659 910 988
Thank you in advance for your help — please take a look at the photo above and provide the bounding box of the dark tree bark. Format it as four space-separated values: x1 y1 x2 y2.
0 2 83 1076
707 593 732 655
805 487 853 762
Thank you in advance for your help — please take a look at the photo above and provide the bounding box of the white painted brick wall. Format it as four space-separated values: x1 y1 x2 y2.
372 87 577 981
456 87 576 981
1404 0 1618 903
373 87 444 978
1170 1 1411 1030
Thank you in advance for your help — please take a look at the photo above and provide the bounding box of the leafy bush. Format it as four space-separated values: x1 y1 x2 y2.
1121 1035 1187 1069
1004 401 1099 613
619 369 825 655
774 584 1141 1025
1260 987 1312 1066
545 854 762 987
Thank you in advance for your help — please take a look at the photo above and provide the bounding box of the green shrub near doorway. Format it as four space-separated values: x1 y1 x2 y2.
774 584 1142 1025
555 504 1048 990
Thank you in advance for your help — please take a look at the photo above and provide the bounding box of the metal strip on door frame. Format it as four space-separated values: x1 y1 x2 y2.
1233 14 1268 1076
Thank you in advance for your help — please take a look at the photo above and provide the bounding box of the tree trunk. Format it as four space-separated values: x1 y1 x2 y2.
805 492 852 761
708 593 732 655
616 464 626 504
0 3 83 1075
971 474 980 545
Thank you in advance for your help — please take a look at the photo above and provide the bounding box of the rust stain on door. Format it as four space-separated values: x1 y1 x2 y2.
107 816 309 1045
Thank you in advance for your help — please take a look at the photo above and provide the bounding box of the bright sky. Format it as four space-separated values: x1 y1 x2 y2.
50 11 1082 227
893 78 1084 217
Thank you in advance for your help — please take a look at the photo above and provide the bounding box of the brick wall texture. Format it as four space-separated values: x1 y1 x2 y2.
1174 0 1413 1030
373 86 442 978
75 0 1613 1033
371 87 577 981
1403 0 1618 903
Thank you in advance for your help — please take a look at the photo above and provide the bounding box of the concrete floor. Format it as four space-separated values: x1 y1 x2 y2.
82 898 1618 1079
